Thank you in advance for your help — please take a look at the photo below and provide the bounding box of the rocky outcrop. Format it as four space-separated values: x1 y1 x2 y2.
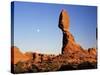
11 46 31 64
88 48 97 56
58 9 97 64
59 9 84 54
11 46 56 64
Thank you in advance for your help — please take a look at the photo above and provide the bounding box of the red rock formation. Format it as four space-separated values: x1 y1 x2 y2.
33 53 42 63
11 46 30 64
24 52 33 60
58 9 97 64
88 48 96 56
59 9 83 54
59 9 70 32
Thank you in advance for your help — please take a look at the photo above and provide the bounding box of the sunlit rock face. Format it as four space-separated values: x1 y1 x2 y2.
11 46 31 64
59 9 70 32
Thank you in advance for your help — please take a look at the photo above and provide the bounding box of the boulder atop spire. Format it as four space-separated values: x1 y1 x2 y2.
59 9 82 54
59 9 70 32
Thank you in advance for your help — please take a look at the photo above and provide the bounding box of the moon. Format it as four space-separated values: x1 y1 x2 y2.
36 29 40 32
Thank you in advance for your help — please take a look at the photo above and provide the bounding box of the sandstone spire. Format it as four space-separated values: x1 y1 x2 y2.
59 9 83 54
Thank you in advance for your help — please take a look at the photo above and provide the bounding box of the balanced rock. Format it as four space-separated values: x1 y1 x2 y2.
58 9 83 54
59 9 70 32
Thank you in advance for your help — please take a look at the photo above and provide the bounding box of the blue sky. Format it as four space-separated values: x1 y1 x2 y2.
12 1 97 54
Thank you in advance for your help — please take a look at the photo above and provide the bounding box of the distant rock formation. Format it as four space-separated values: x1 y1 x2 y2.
88 48 96 56
11 46 31 64
11 46 56 64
